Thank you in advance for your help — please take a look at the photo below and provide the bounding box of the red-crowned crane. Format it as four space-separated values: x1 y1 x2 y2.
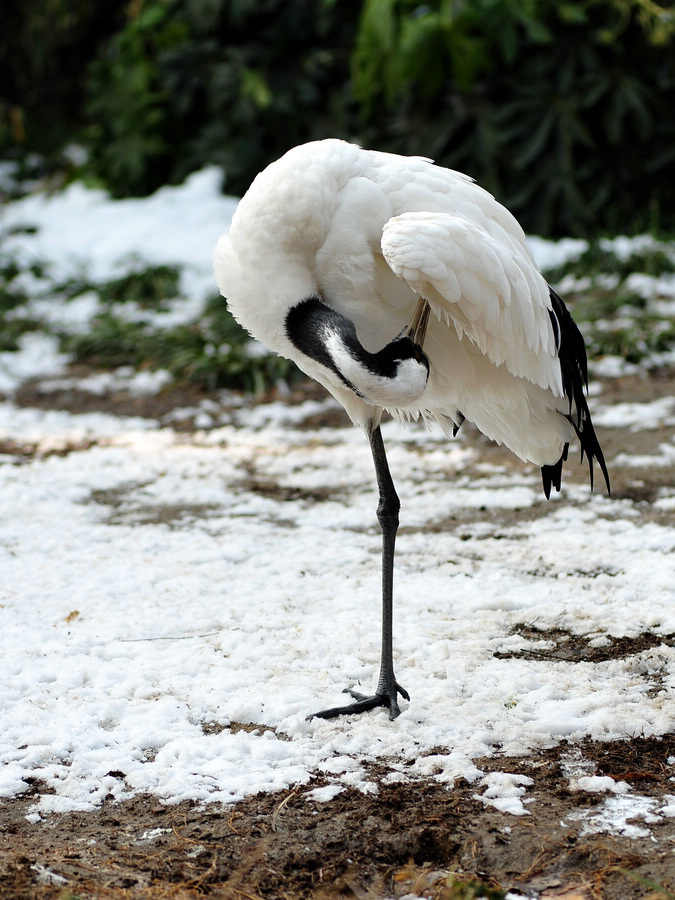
214 139 609 721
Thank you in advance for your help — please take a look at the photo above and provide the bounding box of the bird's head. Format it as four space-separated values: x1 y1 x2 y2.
287 299 430 410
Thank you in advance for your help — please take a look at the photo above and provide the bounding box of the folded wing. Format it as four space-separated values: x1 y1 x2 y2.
381 211 563 398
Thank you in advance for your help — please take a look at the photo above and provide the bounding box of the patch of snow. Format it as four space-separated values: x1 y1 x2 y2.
474 772 534 816
591 356 641 379
600 234 673 261
626 272 675 300
1 399 674 815
569 775 630 794
304 784 345 803
527 236 588 272
39 367 173 397
0 332 70 394
22 290 103 334
30 864 67 886
568 794 660 839
591 397 675 430
0 167 235 287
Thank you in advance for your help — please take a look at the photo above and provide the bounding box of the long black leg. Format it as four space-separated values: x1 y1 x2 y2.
309 423 409 720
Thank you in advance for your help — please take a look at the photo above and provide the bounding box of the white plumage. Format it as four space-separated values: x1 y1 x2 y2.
214 139 608 720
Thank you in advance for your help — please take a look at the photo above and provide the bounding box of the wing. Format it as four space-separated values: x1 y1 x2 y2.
381 211 563 397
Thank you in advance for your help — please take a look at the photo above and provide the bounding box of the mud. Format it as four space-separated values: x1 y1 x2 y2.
2 736 674 899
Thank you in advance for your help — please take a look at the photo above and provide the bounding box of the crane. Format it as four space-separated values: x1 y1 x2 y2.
214 139 609 721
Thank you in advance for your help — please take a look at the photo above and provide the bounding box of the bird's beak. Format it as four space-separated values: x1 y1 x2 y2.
405 296 431 348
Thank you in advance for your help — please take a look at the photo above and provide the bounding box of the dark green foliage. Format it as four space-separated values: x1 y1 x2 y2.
0 248 299 393
83 0 362 197
0 255 41 350
55 265 180 309
431 871 507 899
353 0 675 236
94 264 181 309
2 0 675 237
0 0 126 165
570 287 647 322
546 240 675 364
62 292 299 393
0 260 25 311
0 317 41 353
582 313 675 365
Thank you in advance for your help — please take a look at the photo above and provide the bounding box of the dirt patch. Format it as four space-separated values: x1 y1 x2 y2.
0 436 99 461
11 371 332 431
2 737 675 900
86 482 226 529
12 375 219 429
495 626 675 664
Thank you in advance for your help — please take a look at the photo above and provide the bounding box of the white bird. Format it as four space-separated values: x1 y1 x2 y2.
214 139 609 721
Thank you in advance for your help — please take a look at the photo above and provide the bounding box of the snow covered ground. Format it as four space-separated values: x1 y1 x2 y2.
1 168 674 837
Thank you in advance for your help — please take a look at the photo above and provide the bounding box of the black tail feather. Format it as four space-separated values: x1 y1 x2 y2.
541 443 568 499
541 288 610 498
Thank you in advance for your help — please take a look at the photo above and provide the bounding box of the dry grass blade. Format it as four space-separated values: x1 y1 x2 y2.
271 786 301 833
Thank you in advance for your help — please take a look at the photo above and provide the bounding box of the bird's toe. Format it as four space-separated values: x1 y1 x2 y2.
396 682 410 702
307 679 409 721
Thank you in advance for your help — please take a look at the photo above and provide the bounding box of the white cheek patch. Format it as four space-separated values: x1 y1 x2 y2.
324 330 429 408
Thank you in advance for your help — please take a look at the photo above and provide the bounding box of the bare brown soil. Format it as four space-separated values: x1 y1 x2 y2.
2 736 675 900
3 369 675 900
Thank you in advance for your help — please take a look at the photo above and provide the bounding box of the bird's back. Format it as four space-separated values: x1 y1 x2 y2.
215 140 606 484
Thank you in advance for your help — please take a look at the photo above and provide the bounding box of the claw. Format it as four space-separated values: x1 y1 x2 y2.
307 682 409 721
396 682 410 702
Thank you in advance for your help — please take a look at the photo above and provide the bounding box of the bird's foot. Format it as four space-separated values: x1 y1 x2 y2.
307 681 409 721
